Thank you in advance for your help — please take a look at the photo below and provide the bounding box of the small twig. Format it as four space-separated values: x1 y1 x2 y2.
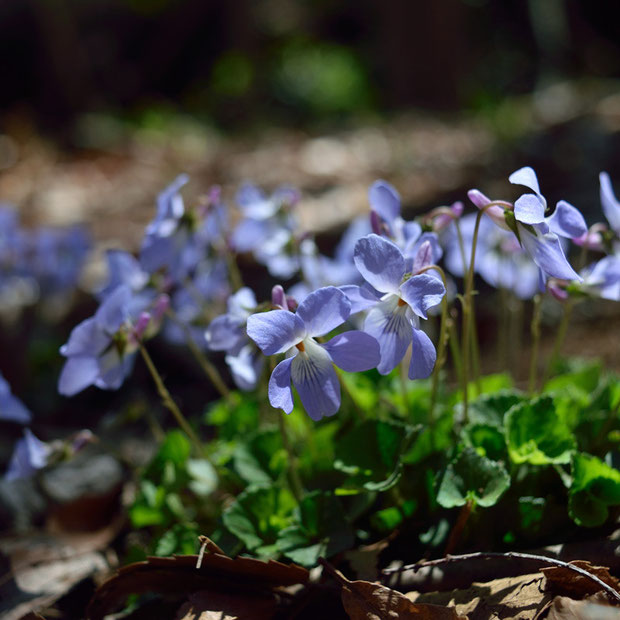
382 551 620 604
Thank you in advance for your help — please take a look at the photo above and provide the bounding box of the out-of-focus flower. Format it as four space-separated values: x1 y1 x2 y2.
247 286 380 420
5 429 50 481
0 372 31 424
58 285 150 396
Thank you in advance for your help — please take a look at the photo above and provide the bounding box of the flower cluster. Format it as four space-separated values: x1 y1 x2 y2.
45 166 619 423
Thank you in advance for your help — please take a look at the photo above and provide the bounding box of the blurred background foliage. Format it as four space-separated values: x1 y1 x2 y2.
0 0 618 134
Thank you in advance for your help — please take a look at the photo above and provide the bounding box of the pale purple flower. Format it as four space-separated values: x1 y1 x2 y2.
247 287 380 420
345 234 446 378
5 429 50 481
58 285 144 396
205 287 264 390
0 372 31 424
468 168 583 282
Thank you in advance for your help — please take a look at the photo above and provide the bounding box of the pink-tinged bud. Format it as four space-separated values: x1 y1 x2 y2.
286 296 298 311
207 185 221 204
451 201 464 218
153 294 170 321
573 223 606 252
467 189 512 231
413 240 433 273
71 429 97 453
134 312 151 339
271 285 287 310
547 279 569 301
370 210 383 236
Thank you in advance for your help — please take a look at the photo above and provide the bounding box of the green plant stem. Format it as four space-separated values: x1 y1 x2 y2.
399 361 409 414
417 265 451 421
541 299 574 388
498 288 508 371
138 342 204 456
461 202 499 422
528 294 542 394
448 310 463 388
167 310 231 401
277 412 304 502
224 248 244 293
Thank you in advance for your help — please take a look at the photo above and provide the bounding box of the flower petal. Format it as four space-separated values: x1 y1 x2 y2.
268 357 294 414
399 273 446 320
546 200 587 239
291 340 340 420
509 166 542 196
354 234 404 294
364 296 412 375
296 286 351 337
227 345 264 391
514 194 546 225
247 310 305 355
519 223 581 281
323 331 380 372
95 285 131 333
339 284 381 314
60 317 109 357
58 357 100 396
600 172 620 235
408 328 436 379
368 180 400 223
204 315 246 352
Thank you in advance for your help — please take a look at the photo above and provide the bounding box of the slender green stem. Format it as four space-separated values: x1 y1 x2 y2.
138 342 204 455
528 294 542 394
417 265 451 421
277 413 304 502
448 309 463 388
224 248 244 293
167 310 231 400
399 361 409 414
541 299 574 388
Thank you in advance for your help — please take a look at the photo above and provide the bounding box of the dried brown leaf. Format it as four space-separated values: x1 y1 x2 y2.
87 553 308 620
342 579 467 619
542 561 620 599
175 589 276 620
407 573 551 620
546 593 616 620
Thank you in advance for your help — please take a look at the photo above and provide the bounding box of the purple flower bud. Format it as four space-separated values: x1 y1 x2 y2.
467 189 511 230
133 312 151 340
271 285 288 310
547 279 569 301
370 210 384 236
413 240 434 273
153 294 170 321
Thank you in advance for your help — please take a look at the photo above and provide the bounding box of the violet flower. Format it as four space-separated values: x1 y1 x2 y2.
343 234 446 378
0 372 31 424
5 429 50 481
247 286 380 420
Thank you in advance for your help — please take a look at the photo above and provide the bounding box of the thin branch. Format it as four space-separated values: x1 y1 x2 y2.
382 550 620 604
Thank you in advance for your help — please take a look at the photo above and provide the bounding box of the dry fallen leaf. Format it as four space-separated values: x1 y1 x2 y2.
320 559 466 620
546 593 616 620
542 561 620 599
175 589 276 620
342 579 467 620
87 552 309 620
407 573 551 620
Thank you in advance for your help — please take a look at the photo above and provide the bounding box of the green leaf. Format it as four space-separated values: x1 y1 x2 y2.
505 396 576 465
156 430 191 467
569 452 620 527
129 504 166 528
205 393 260 441
154 523 200 556
334 420 418 493
436 447 510 508
463 424 506 461
276 491 355 566
402 413 452 465
222 486 296 553
370 500 416 532
233 429 287 485
186 458 218 496
460 390 524 428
